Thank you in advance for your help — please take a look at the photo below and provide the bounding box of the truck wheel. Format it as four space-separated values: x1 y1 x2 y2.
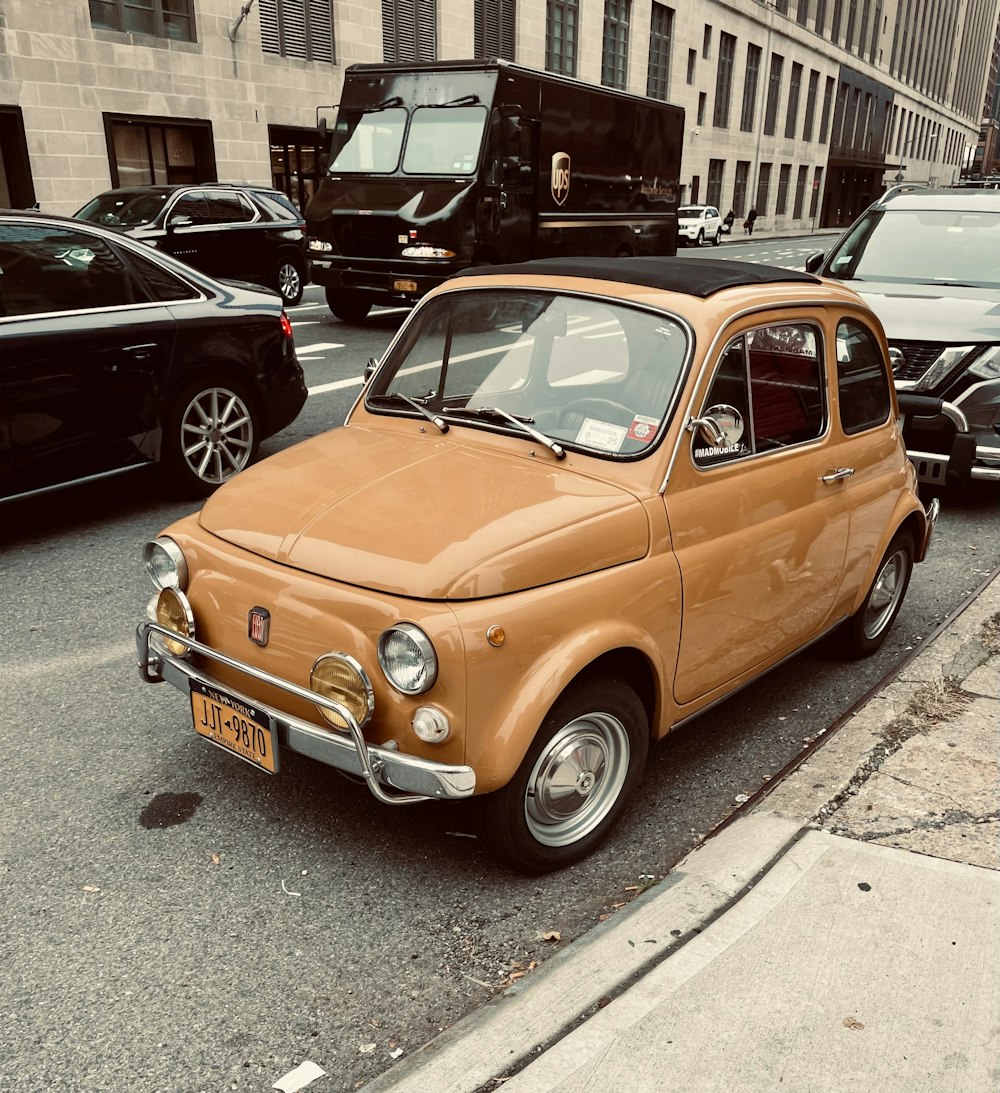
274 256 305 306
838 530 914 657
326 289 371 324
160 377 260 498
482 677 649 873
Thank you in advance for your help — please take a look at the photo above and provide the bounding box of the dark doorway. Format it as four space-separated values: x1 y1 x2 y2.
269 126 325 212
0 107 37 209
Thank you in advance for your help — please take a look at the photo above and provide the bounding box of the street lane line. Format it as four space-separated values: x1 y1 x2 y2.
308 376 364 396
297 342 345 354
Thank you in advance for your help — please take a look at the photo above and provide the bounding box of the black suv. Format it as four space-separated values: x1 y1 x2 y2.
74 184 310 306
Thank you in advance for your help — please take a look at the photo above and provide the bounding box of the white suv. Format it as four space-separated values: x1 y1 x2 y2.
677 205 723 247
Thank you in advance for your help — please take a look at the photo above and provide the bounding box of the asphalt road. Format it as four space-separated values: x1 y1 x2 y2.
2 234 997 1093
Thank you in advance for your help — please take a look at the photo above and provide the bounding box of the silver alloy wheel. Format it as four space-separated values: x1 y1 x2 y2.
179 387 255 485
524 712 631 847
278 260 302 303
863 548 909 639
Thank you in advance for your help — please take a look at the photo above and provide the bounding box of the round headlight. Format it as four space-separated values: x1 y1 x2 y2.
378 623 438 695
143 537 188 591
155 587 195 657
310 654 374 730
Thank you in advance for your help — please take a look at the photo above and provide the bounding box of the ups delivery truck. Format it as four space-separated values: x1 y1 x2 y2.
306 59 684 322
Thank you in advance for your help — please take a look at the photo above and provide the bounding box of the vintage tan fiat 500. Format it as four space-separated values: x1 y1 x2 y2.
136 257 938 872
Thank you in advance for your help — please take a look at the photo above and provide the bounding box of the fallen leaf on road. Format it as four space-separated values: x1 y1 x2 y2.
537 930 561 942
83 885 100 893
842 1017 865 1030
359 1042 376 1054
209 853 221 866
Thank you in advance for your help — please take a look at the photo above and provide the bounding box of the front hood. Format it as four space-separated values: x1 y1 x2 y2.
198 426 649 599
849 281 1000 343
307 178 473 227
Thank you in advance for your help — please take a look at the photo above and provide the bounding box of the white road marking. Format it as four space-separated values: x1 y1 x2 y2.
298 341 345 354
308 375 365 396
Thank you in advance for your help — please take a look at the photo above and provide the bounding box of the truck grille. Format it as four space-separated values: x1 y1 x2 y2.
332 216 397 259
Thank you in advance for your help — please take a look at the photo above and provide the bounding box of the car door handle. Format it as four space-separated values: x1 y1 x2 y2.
821 467 855 483
123 342 158 357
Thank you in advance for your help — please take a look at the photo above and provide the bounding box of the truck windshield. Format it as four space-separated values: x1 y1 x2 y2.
328 107 407 173
402 106 488 175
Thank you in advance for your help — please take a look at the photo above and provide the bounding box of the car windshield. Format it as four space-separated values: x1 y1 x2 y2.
367 289 690 458
75 191 171 227
328 107 408 173
677 207 703 218
402 106 488 175
825 208 1000 288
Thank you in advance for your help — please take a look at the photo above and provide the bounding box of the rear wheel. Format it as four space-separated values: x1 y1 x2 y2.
326 288 372 324
274 255 305 306
482 677 649 873
160 377 260 497
838 530 914 657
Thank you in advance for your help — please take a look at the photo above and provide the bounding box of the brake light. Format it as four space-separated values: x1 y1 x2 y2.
280 311 293 340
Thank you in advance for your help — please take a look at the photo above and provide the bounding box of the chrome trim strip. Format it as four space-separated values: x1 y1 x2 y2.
538 215 676 228
135 622 476 802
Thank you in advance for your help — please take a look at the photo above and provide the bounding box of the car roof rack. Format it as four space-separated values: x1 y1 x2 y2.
876 182 929 206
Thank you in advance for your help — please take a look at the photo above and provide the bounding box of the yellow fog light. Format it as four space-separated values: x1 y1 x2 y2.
412 706 451 744
310 653 374 730
155 587 195 656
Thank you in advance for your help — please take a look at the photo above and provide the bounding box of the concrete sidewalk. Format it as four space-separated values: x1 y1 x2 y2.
363 568 1000 1093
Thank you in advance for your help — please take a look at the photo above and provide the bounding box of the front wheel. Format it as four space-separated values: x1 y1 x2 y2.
712 227 721 246
160 378 260 497
696 229 705 246
481 677 649 873
274 256 305 306
838 530 914 657
326 288 371 324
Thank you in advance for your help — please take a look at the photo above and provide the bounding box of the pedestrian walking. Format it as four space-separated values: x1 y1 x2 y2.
744 208 758 235
723 209 735 233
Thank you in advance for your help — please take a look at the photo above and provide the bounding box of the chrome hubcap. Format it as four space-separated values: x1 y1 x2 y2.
279 262 301 301
524 712 630 847
180 387 254 485
864 549 908 639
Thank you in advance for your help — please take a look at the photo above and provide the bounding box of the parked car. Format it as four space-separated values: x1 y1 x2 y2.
677 204 723 246
0 210 307 501
136 256 937 873
74 183 310 306
806 186 1000 487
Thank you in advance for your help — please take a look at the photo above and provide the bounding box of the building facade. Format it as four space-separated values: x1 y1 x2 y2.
1 0 997 230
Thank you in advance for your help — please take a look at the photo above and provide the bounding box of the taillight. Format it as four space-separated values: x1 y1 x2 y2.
280 311 293 340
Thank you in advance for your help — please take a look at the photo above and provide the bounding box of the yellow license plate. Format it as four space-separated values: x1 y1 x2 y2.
191 682 278 774
393 279 418 292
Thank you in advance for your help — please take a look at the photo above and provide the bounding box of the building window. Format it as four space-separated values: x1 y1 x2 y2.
785 62 802 139
713 32 736 128
814 0 826 33
796 0 809 25
803 69 819 141
819 75 835 143
259 0 334 62
733 160 750 215
774 0 788 12
755 162 771 215
601 0 630 91
697 92 707 126
776 162 791 214
809 166 823 217
763 53 783 137
830 0 843 42
686 48 696 85
476 0 516 60
546 0 578 75
702 24 712 59
270 126 323 211
646 3 673 100
383 0 436 61
89 0 195 41
707 159 724 207
844 0 857 50
793 163 808 217
740 44 761 132
690 174 700 203
105 115 214 188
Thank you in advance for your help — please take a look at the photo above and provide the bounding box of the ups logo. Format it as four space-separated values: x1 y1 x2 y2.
551 152 571 206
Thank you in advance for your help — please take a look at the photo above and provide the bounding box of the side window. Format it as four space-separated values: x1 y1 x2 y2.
207 192 255 224
122 247 201 303
836 319 891 433
693 321 824 467
747 324 824 449
0 224 131 316
170 191 212 225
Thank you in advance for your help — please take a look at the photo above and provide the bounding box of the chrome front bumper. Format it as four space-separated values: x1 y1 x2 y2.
135 622 476 803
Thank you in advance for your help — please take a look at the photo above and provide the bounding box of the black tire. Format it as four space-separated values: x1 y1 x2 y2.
481 677 649 873
837 530 915 657
696 229 705 246
160 377 260 498
326 288 371 324
274 255 305 306
712 227 721 246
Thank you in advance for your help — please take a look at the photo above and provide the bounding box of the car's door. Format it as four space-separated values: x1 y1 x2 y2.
201 190 262 282
0 221 177 497
665 316 851 705
159 189 214 273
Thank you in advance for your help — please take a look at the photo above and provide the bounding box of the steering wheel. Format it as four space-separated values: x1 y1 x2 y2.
558 397 635 428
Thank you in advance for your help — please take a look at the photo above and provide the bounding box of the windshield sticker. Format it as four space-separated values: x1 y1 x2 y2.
576 417 627 452
627 416 660 444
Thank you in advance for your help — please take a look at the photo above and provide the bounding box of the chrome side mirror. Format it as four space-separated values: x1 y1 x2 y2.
687 416 727 447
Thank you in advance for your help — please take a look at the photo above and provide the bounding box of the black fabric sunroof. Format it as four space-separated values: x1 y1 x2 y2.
453 256 821 297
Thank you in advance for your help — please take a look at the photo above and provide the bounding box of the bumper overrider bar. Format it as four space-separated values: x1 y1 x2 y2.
135 622 476 804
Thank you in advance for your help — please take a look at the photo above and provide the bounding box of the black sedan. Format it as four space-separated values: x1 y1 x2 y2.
0 210 307 501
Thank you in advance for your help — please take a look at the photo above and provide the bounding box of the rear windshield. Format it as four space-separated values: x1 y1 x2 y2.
75 191 170 228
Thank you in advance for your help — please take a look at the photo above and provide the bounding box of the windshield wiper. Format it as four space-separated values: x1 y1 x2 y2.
446 406 565 460
369 392 449 433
